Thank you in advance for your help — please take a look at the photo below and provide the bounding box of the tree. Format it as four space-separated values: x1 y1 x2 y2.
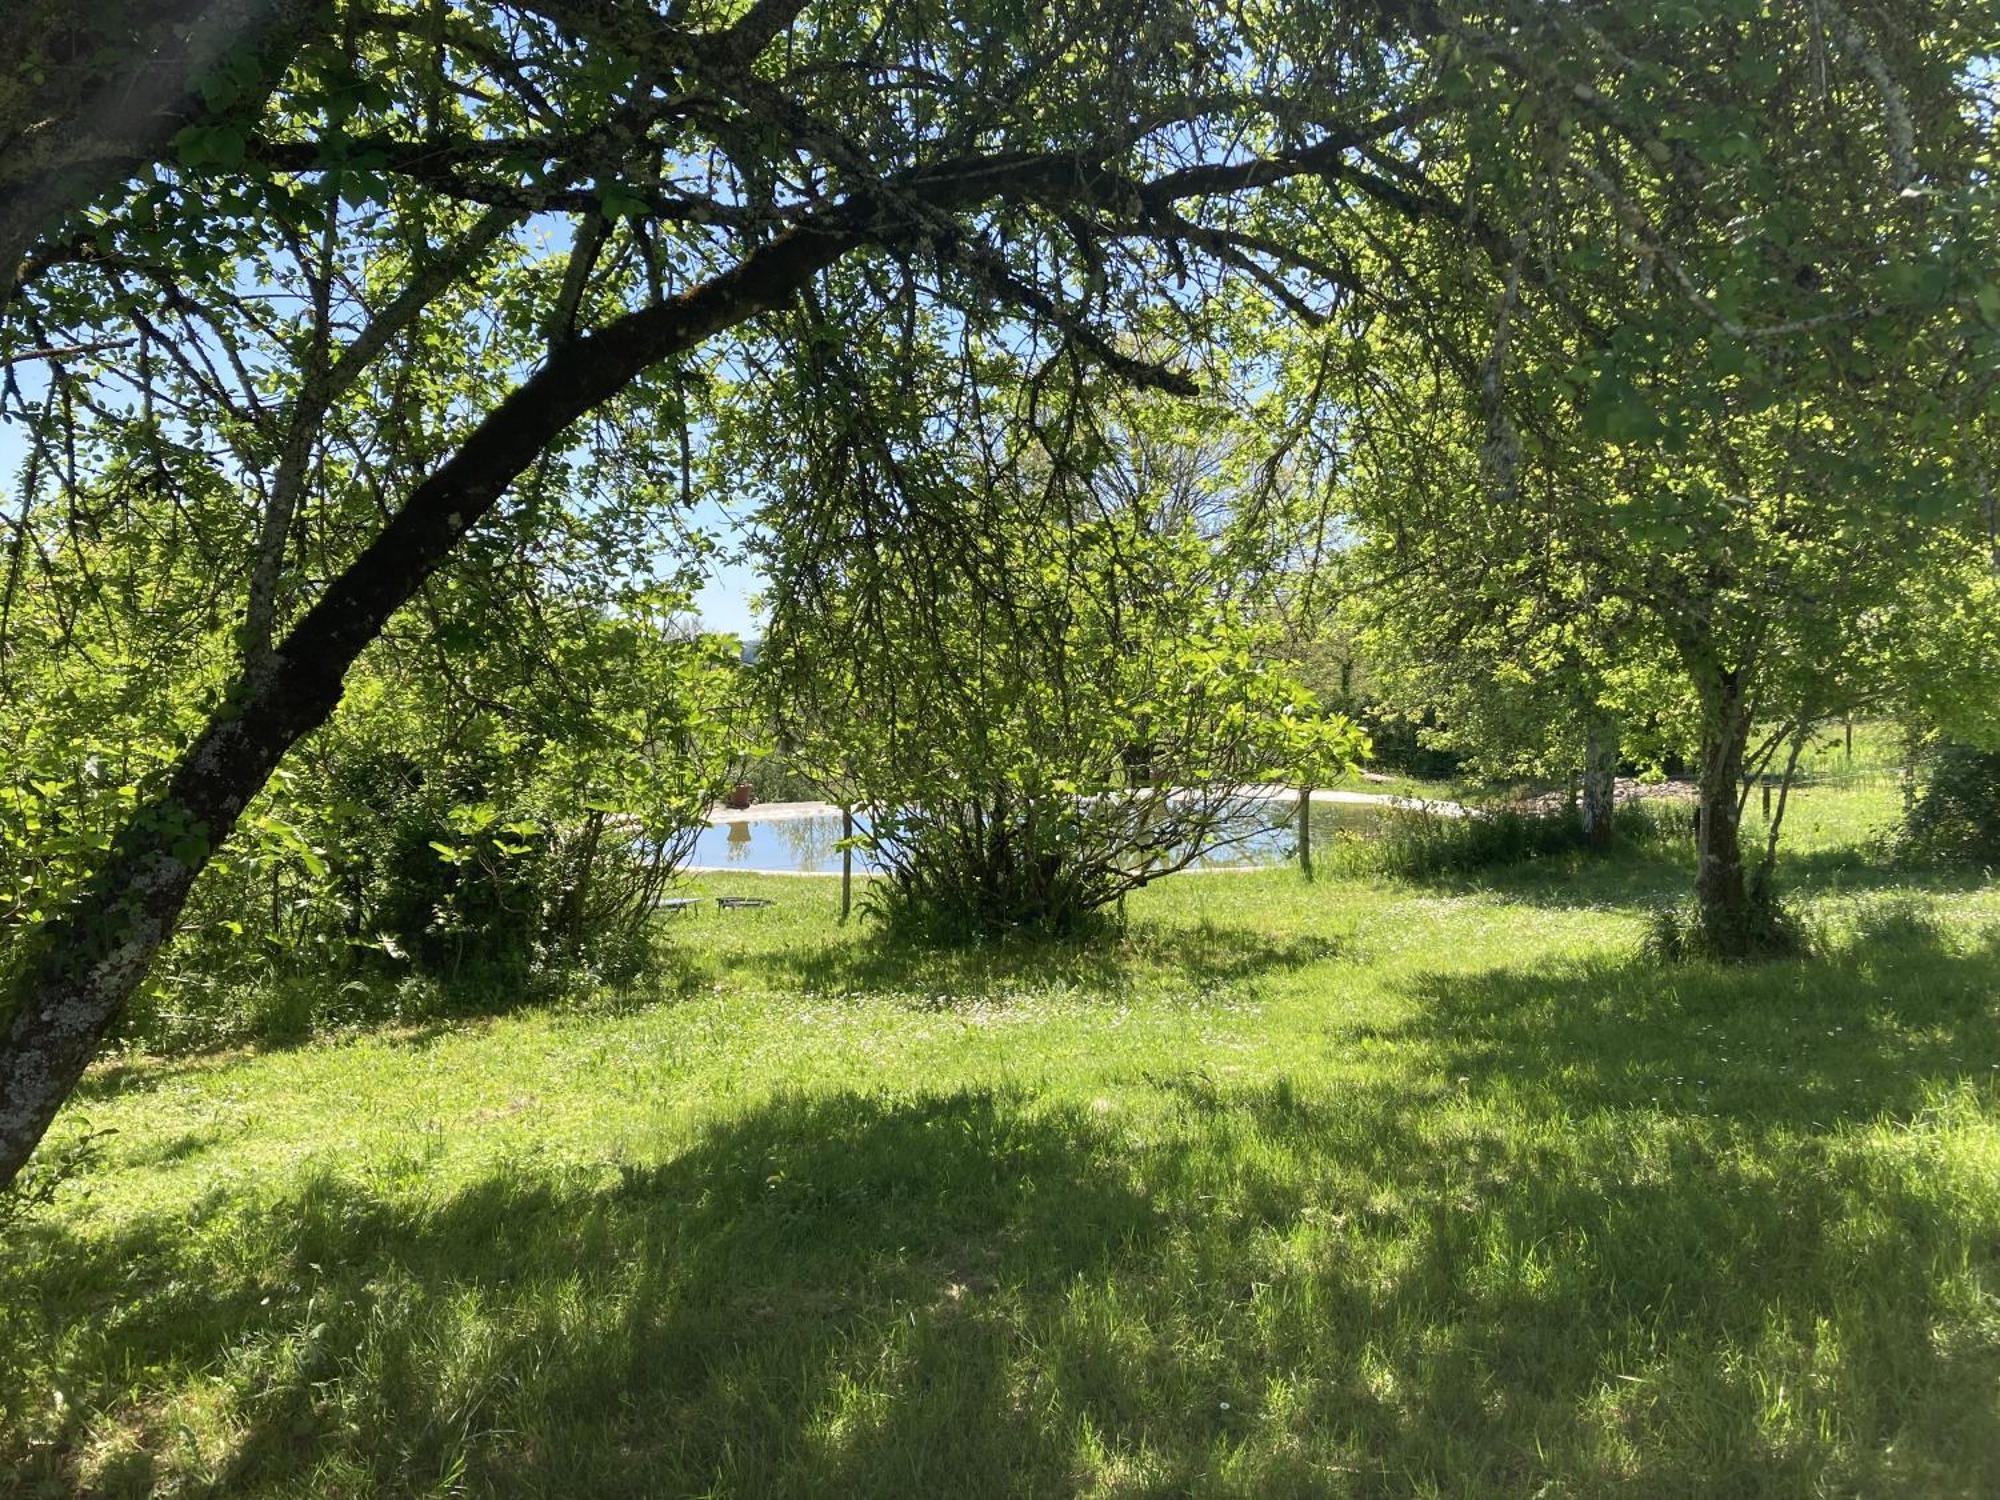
1272 0 2000 953
0 0 324 306
1324 344 1654 846
0 406 742 1040
743 360 1359 934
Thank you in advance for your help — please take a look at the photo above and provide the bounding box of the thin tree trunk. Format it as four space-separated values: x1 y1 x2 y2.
1579 711 1618 851
241 231 336 667
559 809 605 952
841 806 854 922
1901 722 1927 820
1691 667 1759 955
1755 726 1811 890
242 204 519 669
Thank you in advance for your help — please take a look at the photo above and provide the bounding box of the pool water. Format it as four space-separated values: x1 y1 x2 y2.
687 800 1402 875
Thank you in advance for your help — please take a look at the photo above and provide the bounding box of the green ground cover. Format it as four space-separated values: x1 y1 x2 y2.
3 768 1997 1497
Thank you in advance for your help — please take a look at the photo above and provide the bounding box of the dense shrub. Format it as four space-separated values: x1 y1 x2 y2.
1351 708 1467 782
1368 798 1677 879
862 800 1121 943
1903 742 2000 866
107 610 742 1052
739 747 823 805
751 396 1362 941
861 792 1200 941
0 467 747 1054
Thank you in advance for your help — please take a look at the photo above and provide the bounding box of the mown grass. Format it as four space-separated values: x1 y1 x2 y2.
3 774 1998 1497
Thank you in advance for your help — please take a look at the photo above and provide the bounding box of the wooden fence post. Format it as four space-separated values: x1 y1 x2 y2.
1298 786 1313 880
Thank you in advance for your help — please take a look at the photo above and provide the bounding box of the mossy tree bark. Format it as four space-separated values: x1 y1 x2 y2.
0 0 320 306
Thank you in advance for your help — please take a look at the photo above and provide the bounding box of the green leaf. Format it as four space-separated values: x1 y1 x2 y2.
1585 372 1663 445
600 187 649 220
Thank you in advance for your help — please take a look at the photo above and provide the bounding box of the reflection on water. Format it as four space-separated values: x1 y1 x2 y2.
690 813 867 874
687 800 1399 875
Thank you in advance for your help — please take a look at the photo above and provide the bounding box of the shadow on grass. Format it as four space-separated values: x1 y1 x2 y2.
71 919 1334 1116
1367 834 1994 915
10 961 2000 1499
1388 921 2000 1132
7 1091 1157 1497
75 949 724 1105
1775 841 1995 894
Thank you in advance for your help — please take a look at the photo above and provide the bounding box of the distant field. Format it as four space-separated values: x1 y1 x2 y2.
5 771 1998 1497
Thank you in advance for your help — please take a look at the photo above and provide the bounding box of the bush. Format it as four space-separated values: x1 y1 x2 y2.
1903 741 2000 866
860 797 1134 942
739 748 822 805
1368 799 1674 879
1616 797 1693 847
756 414 1364 942
113 610 743 1053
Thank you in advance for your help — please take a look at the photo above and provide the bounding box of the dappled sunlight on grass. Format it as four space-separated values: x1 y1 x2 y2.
1399 924 2000 1127
5 784 1998 1495
13 1047 2000 1494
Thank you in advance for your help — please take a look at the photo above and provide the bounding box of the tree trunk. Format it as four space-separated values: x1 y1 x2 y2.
0 216 858 1189
840 807 854 922
1579 712 1618 851
1691 667 1760 955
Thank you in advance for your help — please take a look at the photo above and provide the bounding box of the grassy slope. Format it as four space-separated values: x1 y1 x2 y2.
3 767 1998 1498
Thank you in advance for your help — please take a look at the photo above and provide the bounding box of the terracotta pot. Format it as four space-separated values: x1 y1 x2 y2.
725 782 756 810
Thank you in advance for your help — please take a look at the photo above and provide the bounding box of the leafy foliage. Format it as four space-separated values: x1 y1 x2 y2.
0 476 743 1049
1278 1 2000 952
746 377 1361 936
0 0 1997 1180
1903 742 2000 868
1369 800 1680 882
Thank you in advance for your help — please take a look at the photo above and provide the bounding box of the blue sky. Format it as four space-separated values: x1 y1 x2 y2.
687 508 763 638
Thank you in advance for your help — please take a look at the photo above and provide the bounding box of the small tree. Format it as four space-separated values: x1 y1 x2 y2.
751 378 1362 936
1890 565 2000 863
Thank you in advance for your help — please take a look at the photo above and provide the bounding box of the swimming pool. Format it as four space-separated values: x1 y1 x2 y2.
685 799 1405 875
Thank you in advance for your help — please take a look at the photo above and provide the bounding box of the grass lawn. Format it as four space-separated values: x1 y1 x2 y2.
4 771 1998 1496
